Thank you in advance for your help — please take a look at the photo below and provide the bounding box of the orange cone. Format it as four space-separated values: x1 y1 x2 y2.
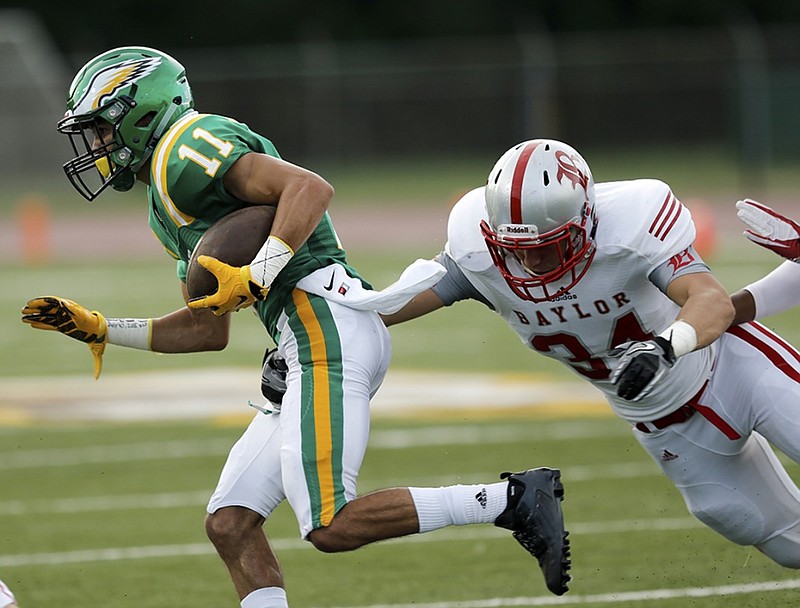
18 196 51 266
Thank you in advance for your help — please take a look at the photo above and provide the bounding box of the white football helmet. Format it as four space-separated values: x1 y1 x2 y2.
480 139 597 302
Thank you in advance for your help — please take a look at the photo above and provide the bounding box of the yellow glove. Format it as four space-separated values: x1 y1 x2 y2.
21 296 108 379
187 255 268 316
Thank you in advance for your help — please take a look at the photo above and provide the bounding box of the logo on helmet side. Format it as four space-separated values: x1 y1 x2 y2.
555 151 590 192
74 56 162 114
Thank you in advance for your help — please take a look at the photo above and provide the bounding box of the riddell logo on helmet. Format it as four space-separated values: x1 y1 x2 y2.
498 224 537 235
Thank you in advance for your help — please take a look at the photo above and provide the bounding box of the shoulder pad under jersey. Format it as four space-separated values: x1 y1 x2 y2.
595 179 696 268
444 187 494 272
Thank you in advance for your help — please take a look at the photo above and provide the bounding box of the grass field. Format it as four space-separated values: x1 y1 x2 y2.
2 152 800 606
1 416 799 607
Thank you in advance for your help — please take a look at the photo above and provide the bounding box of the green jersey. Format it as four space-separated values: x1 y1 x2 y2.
147 111 367 338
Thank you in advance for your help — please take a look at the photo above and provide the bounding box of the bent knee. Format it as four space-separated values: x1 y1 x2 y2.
307 528 346 553
205 506 264 545
307 524 361 553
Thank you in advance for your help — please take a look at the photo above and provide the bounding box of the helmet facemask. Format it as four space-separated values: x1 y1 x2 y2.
481 207 596 302
482 139 598 302
58 97 138 201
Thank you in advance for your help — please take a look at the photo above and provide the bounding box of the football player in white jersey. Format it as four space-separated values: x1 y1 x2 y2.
731 199 800 323
0 580 18 608
383 139 800 568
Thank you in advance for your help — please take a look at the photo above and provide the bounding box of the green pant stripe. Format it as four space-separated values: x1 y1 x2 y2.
287 290 346 529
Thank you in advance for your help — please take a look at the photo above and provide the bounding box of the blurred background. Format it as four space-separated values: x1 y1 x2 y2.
1 1 800 190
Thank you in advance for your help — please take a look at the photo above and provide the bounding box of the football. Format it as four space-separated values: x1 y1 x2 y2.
186 205 277 300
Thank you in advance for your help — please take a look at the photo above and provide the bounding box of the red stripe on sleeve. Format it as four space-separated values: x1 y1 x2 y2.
652 194 679 240
658 200 683 241
648 191 673 235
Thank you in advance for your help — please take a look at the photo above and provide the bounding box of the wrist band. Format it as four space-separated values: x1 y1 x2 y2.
107 318 152 350
249 235 294 289
658 320 697 358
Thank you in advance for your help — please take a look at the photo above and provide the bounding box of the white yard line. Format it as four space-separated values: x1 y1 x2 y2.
0 517 702 567
315 579 800 608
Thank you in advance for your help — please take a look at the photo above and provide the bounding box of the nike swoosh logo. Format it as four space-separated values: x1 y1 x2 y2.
323 271 336 291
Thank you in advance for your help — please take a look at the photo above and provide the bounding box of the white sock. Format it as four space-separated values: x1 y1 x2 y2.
241 587 288 608
409 482 508 533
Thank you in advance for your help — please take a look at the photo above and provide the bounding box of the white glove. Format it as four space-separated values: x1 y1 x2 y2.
736 199 800 262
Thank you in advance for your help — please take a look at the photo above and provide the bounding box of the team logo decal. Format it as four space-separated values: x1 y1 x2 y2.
668 248 695 273
555 151 590 192
73 56 162 113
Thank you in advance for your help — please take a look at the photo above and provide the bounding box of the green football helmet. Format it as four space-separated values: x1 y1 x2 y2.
57 46 194 201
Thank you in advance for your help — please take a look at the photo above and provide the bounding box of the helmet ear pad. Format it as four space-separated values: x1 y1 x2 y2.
105 109 158 193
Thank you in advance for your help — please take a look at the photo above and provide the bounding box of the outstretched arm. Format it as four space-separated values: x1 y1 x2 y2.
730 260 800 325
150 282 231 352
380 289 445 326
22 282 231 378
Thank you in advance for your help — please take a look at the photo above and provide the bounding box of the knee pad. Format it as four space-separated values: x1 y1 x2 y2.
684 483 767 546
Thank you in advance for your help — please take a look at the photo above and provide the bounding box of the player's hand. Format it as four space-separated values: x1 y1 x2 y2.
21 296 108 379
608 337 676 401
261 348 288 406
736 199 800 262
187 255 268 316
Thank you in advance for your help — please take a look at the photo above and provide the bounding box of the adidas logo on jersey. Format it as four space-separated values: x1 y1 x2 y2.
475 488 488 508
662 449 679 462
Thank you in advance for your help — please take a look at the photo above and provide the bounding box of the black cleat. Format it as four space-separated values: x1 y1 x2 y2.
494 467 571 595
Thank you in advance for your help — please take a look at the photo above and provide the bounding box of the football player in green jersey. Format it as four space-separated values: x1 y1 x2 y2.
20 46 572 604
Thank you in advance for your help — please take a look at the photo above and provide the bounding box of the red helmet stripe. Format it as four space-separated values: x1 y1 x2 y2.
510 141 539 224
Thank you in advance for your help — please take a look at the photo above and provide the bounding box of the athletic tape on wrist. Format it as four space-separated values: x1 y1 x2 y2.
107 318 152 350
249 235 294 289
658 320 697 358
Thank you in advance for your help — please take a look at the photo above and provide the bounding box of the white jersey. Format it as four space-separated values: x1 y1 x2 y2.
444 179 714 423
0 580 15 608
